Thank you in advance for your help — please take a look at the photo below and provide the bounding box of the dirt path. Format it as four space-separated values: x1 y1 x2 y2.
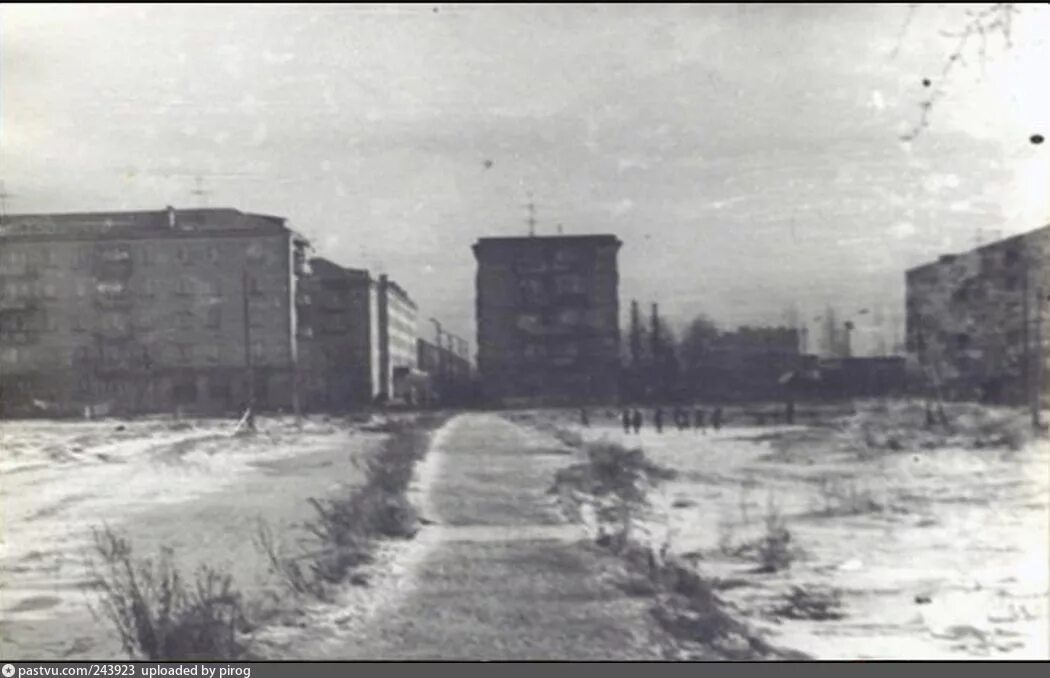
308 413 678 660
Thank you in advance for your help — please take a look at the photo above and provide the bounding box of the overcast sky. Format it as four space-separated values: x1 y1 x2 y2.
2 3 1048 354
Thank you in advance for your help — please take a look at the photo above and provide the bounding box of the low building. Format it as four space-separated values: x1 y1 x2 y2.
905 224 1050 404
0 207 311 416
685 326 804 402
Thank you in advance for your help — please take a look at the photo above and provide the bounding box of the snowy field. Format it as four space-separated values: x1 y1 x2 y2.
530 404 1049 660
0 415 386 659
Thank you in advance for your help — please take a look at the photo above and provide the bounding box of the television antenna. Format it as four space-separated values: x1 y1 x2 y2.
525 192 536 236
0 180 14 220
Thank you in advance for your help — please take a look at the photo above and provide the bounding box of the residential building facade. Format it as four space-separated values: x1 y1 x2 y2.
0 207 311 416
905 224 1050 404
473 234 622 406
299 263 419 408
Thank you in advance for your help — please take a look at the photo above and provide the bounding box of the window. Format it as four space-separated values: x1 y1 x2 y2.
554 274 585 295
248 276 263 296
75 280 89 297
251 341 265 362
175 278 192 296
202 279 222 296
518 278 547 305
42 282 57 299
144 279 161 296
177 344 193 364
177 311 194 330
202 344 220 363
1 347 19 364
177 245 192 263
206 307 222 330
208 246 221 263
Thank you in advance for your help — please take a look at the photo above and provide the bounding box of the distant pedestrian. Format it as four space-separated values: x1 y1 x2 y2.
785 399 795 425
654 407 664 434
672 407 685 431
693 407 706 433
631 408 642 434
622 409 632 434
580 407 590 427
712 407 723 432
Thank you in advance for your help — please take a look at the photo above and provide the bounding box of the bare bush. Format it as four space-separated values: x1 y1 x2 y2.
755 505 793 574
88 526 248 660
773 586 845 621
815 476 883 516
252 421 432 600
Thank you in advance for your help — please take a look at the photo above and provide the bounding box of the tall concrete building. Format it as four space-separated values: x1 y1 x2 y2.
472 234 622 406
299 261 419 407
0 207 312 415
905 224 1050 404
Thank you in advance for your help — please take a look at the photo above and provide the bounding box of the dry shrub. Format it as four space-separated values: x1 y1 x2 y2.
89 526 248 660
254 421 431 600
773 586 845 621
756 506 792 574
815 476 883 516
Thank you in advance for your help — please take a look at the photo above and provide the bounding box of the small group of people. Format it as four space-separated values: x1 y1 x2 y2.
619 405 723 434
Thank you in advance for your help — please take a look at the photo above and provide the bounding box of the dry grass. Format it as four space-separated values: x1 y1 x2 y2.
88 526 249 660
772 586 845 621
841 400 1034 456
256 417 437 600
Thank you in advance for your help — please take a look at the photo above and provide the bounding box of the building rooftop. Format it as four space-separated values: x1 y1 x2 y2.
905 223 1050 276
0 207 291 241
474 233 621 248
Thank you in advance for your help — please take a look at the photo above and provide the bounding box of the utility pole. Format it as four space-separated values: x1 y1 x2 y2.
430 318 443 405
1034 283 1044 430
242 269 256 431
651 303 661 401
0 180 13 223
526 192 537 237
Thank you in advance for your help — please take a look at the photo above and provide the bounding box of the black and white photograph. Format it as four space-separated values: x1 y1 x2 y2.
0 2 1047 664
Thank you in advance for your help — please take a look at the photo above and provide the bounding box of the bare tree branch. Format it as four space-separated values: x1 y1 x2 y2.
900 3 1019 142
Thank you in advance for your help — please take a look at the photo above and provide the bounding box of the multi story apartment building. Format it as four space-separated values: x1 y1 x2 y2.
905 224 1050 404
0 207 311 416
473 234 622 406
299 261 419 407
417 334 473 406
299 257 358 411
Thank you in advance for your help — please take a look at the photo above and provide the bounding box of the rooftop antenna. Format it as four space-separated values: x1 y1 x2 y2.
0 180 13 221
526 192 536 237
190 175 211 207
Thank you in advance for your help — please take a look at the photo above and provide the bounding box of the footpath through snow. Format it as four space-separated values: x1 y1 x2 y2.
287 413 681 660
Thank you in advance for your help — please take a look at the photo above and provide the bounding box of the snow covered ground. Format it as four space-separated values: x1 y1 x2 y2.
0 416 385 659
536 406 1049 660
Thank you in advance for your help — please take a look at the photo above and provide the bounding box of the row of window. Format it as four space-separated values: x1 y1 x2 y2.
0 241 281 269
2 342 286 367
0 277 267 300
